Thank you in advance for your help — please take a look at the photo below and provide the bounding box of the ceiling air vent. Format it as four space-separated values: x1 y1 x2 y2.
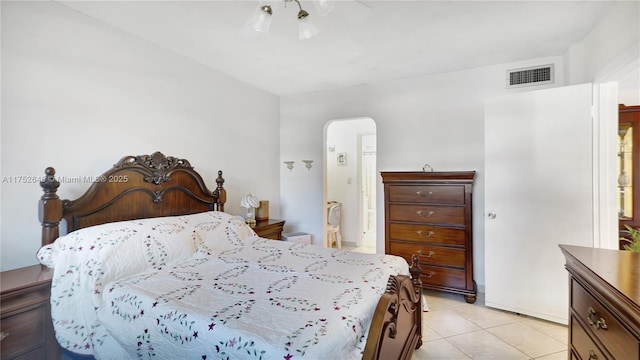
506 64 554 88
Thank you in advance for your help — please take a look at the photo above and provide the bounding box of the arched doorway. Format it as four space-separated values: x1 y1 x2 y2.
324 117 376 251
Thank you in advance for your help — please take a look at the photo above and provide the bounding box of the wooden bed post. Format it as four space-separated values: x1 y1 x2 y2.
362 254 423 360
39 167 63 246
214 170 226 212
409 254 423 349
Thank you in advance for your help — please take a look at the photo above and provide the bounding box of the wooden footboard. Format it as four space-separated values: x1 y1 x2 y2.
363 255 423 360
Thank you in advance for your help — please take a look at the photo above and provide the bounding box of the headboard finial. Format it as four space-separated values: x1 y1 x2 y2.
216 170 224 187
214 171 226 212
40 167 60 193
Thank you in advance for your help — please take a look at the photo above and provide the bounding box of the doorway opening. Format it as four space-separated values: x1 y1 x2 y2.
324 117 376 252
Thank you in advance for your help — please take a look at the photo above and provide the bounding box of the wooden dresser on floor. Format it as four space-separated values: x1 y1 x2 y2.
1 264 59 360
381 171 476 303
560 245 640 360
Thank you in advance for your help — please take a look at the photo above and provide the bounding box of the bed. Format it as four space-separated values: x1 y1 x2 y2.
37 151 423 360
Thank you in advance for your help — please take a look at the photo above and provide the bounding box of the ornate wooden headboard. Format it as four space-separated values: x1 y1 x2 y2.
39 151 226 246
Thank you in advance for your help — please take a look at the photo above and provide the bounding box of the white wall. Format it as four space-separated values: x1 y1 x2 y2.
280 55 566 289
280 2 639 292
0 1 281 271
1 0 636 280
564 1 639 90
582 1 639 85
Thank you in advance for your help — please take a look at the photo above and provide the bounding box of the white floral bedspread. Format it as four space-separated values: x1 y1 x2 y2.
37 211 408 359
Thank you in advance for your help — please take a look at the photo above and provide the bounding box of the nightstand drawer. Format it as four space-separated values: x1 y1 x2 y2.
259 232 281 240
388 185 465 204
9 347 46 360
389 242 465 268
389 223 466 245
389 204 465 225
571 279 639 360
1 287 50 316
571 316 609 360
0 304 46 358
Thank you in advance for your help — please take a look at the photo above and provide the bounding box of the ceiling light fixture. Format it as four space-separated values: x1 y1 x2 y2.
242 0 332 40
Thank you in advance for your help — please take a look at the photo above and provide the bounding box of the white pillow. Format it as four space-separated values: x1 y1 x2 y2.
38 214 198 286
37 211 256 284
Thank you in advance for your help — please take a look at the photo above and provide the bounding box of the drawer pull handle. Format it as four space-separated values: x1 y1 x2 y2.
417 249 436 257
423 271 436 278
588 350 597 360
416 230 435 238
587 307 608 330
416 210 435 218
415 191 434 198
0 332 8 341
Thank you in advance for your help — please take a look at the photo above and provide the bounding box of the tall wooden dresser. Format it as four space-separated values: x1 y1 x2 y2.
381 171 476 303
560 245 640 360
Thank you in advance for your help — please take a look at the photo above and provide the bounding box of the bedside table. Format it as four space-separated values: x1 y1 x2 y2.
1 265 60 360
253 219 285 240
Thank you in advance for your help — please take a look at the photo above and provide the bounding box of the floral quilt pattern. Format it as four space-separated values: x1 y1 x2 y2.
37 211 408 359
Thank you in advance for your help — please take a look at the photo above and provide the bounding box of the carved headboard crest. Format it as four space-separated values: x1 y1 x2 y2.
115 151 192 185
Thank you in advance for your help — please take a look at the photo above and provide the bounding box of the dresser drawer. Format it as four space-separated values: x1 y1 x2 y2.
419 264 466 289
0 287 50 317
571 279 639 360
389 242 465 268
389 204 465 225
571 316 609 360
388 185 465 204
258 231 282 240
389 223 466 245
11 347 46 360
0 304 46 357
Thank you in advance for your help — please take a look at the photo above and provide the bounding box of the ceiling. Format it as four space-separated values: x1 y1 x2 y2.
56 0 618 96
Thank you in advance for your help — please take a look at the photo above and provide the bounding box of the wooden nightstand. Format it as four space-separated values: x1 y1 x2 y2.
1 265 60 360
253 219 285 240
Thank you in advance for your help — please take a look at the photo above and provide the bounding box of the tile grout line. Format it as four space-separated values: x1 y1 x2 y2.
419 291 568 360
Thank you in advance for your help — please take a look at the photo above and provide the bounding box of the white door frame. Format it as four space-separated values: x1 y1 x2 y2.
357 133 376 248
593 82 620 249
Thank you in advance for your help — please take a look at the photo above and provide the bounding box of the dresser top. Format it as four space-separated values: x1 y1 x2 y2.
1 264 53 294
560 245 640 306
380 171 476 182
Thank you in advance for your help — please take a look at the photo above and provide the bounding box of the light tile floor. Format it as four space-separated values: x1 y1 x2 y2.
343 245 569 359
413 290 568 360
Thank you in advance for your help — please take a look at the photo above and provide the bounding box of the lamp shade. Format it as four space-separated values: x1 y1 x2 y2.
313 0 334 16
240 6 273 37
298 16 318 40
240 193 259 209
